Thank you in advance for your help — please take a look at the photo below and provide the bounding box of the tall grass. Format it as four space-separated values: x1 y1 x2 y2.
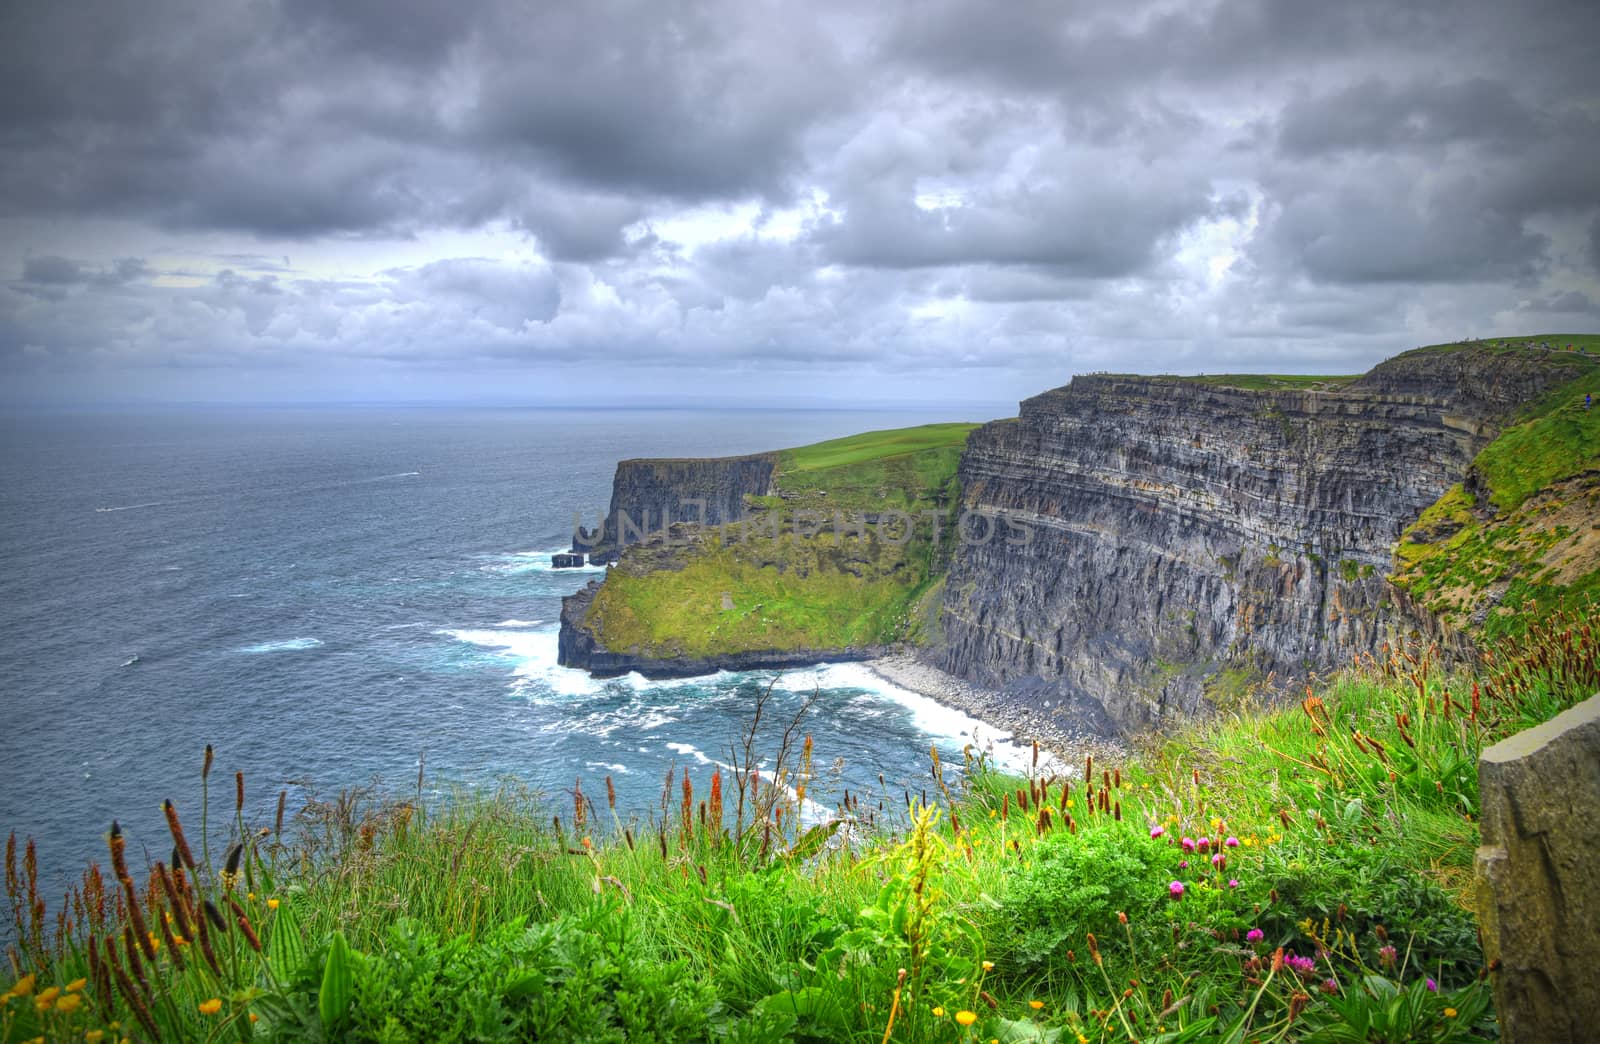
5 609 1595 1041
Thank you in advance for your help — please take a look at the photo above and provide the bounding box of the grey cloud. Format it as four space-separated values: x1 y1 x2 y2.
21 255 83 284
1516 290 1598 316
1276 78 1539 155
815 168 1218 276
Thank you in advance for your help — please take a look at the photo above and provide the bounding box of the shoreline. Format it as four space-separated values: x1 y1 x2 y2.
863 652 1126 772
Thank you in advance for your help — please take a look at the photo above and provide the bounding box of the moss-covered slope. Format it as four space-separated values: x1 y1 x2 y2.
1391 340 1600 638
575 423 977 662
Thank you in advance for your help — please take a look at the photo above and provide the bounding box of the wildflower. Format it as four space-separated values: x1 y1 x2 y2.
1150 825 1165 839
1286 954 1315 977
86 1033 105 1044
1228 878 1240 889
56 993 83 1015
1225 836 1239 848
37 987 61 1005
7 974 35 998
1444 1007 1458 1018
956 1010 978 1026
1030 1000 1044 1010
932 1007 946 1017
1246 928 1264 943
982 960 994 971
1169 880 1185 898
267 898 280 910
66 978 86 993
1197 836 1210 851
198 998 223 1015
1211 853 1226 868
1178 860 1189 869
1181 836 1196 853
1426 978 1438 992
1320 978 1338 994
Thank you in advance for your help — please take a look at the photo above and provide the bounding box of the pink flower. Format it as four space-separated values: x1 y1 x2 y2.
1197 836 1211 851
1378 945 1397 967
1150 825 1165 839
1426 978 1438 992
1225 836 1239 848
1211 853 1226 868
1177 860 1189 869
1246 928 1264 943
1228 878 1240 889
1169 880 1185 898
1320 978 1339 995
1286 954 1316 977
1181 836 1196 853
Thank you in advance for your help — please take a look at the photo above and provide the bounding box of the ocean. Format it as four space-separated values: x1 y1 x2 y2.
0 404 1030 886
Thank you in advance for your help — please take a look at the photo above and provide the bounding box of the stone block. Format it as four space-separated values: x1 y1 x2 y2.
1475 694 1600 1042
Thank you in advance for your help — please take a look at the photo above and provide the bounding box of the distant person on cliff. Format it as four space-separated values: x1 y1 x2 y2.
1586 393 1592 410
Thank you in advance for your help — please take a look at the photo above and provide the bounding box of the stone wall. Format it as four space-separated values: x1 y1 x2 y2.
1475 694 1600 1042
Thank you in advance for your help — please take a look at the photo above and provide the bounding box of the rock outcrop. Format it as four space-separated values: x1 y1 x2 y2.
930 349 1587 734
574 454 776 563
1475 694 1600 1043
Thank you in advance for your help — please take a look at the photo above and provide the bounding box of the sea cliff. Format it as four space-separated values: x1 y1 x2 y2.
558 343 1599 736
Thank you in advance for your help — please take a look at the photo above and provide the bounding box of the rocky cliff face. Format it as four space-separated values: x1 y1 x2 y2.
576 453 775 562
930 349 1585 735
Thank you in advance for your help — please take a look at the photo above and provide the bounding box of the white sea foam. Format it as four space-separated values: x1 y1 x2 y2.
239 637 323 654
482 547 608 577
94 501 168 513
665 741 715 766
440 624 605 699
493 619 543 628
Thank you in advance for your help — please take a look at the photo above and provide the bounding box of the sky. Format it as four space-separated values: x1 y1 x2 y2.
2 0 1598 407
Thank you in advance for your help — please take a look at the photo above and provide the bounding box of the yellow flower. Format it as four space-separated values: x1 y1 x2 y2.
956 1010 978 1026
146 933 159 952
66 978 87 993
1445 1007 1458 1018
981 960 994 971
247 892 256 901
1078 1035 1090 1044
1029 1000 1045 1010
267 898 280 910
55 992 83 1015
932 1006 946 1017
198 998 223 1015
85 1032 105 1044
7 974 35 998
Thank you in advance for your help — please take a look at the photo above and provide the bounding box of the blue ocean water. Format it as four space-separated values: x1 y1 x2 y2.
0 405 1027 885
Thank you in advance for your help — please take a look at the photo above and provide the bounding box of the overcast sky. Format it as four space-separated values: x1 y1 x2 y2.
2 0 1597 406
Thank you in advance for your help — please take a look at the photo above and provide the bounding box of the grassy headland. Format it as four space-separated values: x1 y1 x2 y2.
1392 341 1600 637
5 613 1595 1041
582 423 977 658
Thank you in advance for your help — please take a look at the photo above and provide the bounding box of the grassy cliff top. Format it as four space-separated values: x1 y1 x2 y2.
585 423 978 658
1183 373 1360 391
778 422 980 471
1392 340 1600 637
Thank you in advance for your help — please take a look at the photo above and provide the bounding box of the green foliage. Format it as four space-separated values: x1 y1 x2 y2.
1184 374 1360 391
998 825 1171 968
1475 367 1600 511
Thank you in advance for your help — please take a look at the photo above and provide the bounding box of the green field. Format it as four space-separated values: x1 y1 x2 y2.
585 423 979 657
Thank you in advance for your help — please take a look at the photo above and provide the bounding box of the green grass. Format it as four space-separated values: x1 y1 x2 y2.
1391 347 1600 635
10 616 1593 1041
779 423 979 472
585 423 976 658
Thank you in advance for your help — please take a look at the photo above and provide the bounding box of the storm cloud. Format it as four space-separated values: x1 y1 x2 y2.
1 0 1596 404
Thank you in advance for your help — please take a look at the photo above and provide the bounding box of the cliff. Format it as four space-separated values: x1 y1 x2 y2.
576 453 777 563
930 345 1596 734
559 424 975 675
